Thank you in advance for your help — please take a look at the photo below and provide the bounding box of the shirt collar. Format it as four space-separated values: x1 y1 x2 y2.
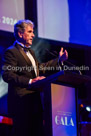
16 40 31 48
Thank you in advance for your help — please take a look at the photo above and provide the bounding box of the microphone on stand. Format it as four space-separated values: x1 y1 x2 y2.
45 49 57 57
45 48 82 75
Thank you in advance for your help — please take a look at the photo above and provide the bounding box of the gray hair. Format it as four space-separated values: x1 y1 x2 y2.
14 19 34 39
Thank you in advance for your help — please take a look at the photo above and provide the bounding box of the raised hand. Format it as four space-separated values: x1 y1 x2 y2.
59 47 68 62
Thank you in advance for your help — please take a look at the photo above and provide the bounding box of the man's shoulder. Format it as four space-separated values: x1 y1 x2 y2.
6 42 18 52
4 42 20 58
7 45 15 51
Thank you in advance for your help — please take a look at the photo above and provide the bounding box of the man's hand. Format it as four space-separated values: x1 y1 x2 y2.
31 76 46 84
59 47 68 63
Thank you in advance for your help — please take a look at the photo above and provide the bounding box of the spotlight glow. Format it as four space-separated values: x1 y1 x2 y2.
86 106 91 112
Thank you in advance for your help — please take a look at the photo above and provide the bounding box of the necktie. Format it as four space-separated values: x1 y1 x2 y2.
24 47 31 52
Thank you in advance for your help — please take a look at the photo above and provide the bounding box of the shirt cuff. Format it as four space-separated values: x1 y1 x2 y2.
29 79 33 84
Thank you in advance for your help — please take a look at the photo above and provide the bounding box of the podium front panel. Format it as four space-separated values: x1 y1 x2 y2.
51 83 77 136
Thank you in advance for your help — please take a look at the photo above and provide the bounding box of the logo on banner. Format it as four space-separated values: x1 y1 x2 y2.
55 111 74 126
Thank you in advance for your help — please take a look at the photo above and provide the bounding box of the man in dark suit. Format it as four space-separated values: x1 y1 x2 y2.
2 19 68 136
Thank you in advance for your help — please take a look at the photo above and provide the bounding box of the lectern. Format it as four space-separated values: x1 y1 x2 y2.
29 71 91 136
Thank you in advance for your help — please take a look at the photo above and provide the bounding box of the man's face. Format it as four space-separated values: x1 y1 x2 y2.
20 25 35 46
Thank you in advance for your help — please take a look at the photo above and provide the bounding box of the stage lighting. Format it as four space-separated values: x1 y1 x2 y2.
86 106 91 112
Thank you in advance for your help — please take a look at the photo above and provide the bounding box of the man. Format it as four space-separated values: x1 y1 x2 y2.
2 20 68 136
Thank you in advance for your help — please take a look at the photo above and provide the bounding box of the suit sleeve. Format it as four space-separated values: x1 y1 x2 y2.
2 50 30 87
39 58 63 76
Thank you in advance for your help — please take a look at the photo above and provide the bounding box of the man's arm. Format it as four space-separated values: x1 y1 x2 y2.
2 50 30 87
39 47 68 76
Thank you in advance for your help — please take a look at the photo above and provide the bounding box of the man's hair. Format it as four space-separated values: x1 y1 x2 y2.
14 19 34 39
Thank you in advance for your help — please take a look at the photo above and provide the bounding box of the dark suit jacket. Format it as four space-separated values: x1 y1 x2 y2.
2 42 59 116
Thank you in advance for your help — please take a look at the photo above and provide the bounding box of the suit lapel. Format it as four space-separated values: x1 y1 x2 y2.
15 43 32 65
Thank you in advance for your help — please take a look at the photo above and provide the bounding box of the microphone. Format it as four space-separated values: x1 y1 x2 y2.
45 49 57 57
45 48 82 75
